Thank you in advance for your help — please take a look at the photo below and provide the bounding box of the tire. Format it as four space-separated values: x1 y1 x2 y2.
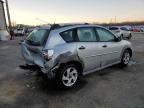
121 34 124 39
128 34 132 39
121 49 131 67
56 64 79 89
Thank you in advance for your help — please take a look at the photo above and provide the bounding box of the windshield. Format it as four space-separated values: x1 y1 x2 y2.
26 29 49 46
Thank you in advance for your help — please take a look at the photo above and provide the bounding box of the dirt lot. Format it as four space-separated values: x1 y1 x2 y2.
0 33 144 108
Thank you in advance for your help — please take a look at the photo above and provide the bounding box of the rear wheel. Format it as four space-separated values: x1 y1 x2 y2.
57 64 79 89
128 33 132 39
121 34 124 39
121 49 131 66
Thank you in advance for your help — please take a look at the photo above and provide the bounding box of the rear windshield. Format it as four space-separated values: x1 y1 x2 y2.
26 29 49 46
109 27 119 30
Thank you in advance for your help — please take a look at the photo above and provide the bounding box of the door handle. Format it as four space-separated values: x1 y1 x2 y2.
79 46 86 50
102 45 107 48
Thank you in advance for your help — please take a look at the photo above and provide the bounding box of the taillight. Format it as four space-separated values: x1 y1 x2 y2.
42 50 54 61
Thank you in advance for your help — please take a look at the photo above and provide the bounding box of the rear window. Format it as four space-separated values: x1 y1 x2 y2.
26 29 49 46
109 27 119 30
60 29 74 42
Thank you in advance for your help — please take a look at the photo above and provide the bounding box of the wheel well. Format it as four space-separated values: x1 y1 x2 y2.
59 61 83 76
126 48 132 57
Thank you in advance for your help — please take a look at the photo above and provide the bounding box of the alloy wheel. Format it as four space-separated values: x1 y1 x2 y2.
123 51 130 64
62 67 78 87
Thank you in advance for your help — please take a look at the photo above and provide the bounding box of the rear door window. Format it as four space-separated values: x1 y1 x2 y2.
26 29 49 46
77 27 97 42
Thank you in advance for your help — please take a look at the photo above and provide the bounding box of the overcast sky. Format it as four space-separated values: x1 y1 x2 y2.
7 0 144 25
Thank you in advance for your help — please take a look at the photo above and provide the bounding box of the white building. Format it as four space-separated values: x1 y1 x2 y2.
0 0 10 40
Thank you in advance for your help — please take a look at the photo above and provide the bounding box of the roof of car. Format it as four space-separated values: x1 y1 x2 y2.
38 24 105 32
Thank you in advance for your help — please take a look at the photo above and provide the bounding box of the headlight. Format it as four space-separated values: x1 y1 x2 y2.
42 50 54 61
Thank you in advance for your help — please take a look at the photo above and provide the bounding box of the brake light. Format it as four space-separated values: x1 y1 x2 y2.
42 50 54 61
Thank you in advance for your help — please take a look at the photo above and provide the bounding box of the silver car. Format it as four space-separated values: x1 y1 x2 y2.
109 26 132 39
21 24 133 88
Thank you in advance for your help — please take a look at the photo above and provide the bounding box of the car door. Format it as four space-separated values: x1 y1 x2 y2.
95 27 122 67
76 27 101 73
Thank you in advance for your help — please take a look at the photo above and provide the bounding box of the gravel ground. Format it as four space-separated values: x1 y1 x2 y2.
0 33 144 108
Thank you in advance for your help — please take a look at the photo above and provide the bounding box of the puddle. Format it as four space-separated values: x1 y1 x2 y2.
128 59 144 65
128 60 137 66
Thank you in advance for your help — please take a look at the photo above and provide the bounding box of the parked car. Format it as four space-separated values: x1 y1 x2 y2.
109 26 132 39
140 27 144 32
24 27 35 36
131 28 141 32
14 27 25 36
27 27 35 33
21 24 133 88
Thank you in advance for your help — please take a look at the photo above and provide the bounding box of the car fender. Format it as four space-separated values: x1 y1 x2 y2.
120 45 133 59
45 43 84 71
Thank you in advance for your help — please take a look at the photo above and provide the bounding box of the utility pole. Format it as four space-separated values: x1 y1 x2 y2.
5 0 13 40
5 0 12 31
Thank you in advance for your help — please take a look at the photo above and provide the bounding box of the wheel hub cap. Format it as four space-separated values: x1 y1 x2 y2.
123 52 130 64
62 67 78 87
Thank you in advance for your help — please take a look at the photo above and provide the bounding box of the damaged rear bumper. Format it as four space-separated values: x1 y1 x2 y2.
40 63 59 79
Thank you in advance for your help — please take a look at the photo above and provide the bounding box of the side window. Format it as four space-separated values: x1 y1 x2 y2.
60 29 74 42
121 27 129 31
77 28 97 42
96 28 115 42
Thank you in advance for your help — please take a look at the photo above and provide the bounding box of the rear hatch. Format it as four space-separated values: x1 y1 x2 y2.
21 28 49 67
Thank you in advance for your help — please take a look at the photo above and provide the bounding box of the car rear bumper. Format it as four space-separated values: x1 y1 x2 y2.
40 63 59 79
21 42 59 79
21 43 34 65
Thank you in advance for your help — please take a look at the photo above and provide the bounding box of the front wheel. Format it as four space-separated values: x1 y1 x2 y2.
57 64 79 89
121 50 131 66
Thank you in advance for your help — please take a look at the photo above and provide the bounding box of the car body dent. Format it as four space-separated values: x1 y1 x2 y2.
44 43 81 69
43 43 83 78
21 42 34 65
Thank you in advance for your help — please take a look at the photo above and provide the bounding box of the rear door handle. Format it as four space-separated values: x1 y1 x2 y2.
79 46 86 50
102 45 107 48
